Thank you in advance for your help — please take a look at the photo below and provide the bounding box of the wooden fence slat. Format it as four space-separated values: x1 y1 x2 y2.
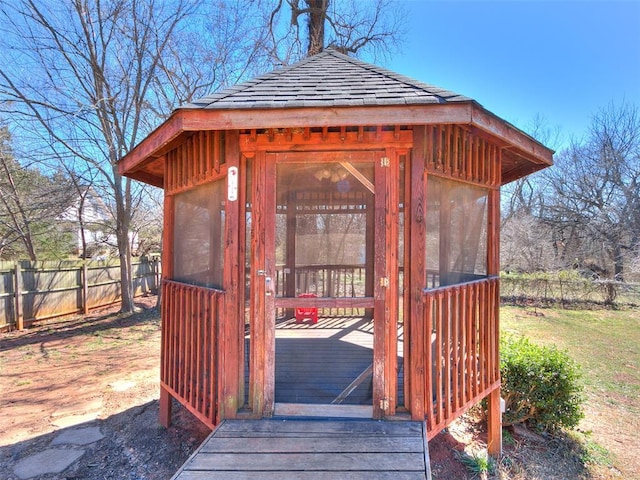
424 297 434 430
443 125 450 174
480 281 488 393
451 286 460 412
459 286 467 406
466 283 474 402
179 286 186 398
214 131 221 173
435 292 443 426
443 289 452 420
14 262 23 330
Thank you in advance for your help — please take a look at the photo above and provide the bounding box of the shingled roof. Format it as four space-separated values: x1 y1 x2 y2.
182 49 473 110
119 49 554 188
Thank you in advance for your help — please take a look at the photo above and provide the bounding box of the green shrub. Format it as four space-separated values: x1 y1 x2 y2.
500 335 584 432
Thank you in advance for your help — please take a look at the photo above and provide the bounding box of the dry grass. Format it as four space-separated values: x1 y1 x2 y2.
501 305 639 479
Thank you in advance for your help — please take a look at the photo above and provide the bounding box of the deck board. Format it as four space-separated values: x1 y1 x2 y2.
172 419 430 480
176 472 427 480
201 436 423 453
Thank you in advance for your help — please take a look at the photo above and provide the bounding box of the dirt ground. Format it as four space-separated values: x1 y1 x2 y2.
0 297 624 479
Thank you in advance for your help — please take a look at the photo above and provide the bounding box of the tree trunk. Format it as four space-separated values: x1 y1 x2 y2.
306 0 328 56
113 166 136 313
118 233 135 312
613 243 624 282
77 193 88 258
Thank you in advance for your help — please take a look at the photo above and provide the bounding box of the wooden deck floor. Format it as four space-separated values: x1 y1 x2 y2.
171 419 431 480
246 316 404 406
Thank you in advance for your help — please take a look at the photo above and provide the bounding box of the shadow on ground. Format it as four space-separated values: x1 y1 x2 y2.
0 299 159 352
0 399 210 480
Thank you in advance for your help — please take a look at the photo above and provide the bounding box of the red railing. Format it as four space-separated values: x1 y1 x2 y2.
161 280 223 429
423 277 500 439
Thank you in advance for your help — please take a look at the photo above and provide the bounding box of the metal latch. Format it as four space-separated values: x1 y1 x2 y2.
379 277 389 287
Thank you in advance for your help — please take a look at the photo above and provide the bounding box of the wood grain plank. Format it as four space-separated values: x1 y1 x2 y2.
272 404 373 419
172 419 429 480
215 419 422 435
176 471 427 480
186 452 425 471
200 436 424 453
408 127 427 420
221 130 242 419
263 153 277 416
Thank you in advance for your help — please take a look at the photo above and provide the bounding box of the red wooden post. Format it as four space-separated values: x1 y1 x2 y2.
487 387 502 457
250 151 268 416
383 147 400 416
373 148 388 419
159 386 172 429
159 187 175 428
409 126 427 420
220 130 242 420
487 186 502 457
262 152 277 416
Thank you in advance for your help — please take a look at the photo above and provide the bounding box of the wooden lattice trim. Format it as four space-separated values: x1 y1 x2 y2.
423 125 501 188
165 131 226 195
239 126 413 154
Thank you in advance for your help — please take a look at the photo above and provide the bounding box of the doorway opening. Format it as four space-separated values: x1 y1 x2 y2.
272 159 376 414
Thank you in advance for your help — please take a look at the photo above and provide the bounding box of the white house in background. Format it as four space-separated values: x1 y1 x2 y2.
60 186 138 257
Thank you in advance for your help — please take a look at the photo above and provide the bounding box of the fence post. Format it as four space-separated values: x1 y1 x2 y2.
14 262 23 331
154 257 161 294
82 262 89 315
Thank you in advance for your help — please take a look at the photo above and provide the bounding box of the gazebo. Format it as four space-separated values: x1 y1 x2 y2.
118 50 553 455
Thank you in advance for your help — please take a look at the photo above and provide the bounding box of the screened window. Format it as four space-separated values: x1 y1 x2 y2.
425 176 488 288
173 179 225 289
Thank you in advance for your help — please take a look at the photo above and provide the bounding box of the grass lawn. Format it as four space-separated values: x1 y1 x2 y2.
501 305 640 479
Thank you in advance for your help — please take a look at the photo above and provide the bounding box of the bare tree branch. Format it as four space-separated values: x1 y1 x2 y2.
266 0 406 65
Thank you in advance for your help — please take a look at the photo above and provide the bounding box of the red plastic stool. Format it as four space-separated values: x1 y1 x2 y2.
295 293 318 324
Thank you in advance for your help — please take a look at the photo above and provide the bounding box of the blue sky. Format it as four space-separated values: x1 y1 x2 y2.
383 0 640 150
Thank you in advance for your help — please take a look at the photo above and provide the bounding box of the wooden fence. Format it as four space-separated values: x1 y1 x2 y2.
501 275 640 307
0 258 161 331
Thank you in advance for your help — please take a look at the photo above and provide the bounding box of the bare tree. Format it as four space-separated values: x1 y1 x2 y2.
0 0 190 310
0 0 266 311
541 102 640 280
150 1 272 113
501 212 557 273
500 115 560 273
130 187 164 257
502 114 562 220
267 0 406 64
0 0 405 311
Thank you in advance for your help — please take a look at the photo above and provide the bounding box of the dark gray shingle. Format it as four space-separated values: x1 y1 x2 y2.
181 50 472 111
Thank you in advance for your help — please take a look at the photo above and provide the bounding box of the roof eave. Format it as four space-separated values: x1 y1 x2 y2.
118 102 553 185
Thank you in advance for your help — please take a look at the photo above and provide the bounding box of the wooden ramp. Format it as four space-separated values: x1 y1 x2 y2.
171 419 432 479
